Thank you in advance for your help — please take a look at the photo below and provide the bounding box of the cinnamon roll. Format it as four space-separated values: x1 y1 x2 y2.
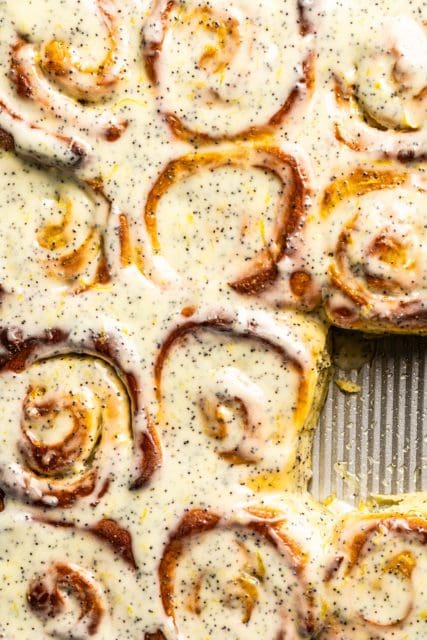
0 511 143 638
154 308 328 491
144 145 311 295
0 328 160 507
322 168 427 333
158 505 316 638
0 0 128 166
323 512 427 639
0 154 111 294
17 0 125 104
143 0 314 142
333 14 427 161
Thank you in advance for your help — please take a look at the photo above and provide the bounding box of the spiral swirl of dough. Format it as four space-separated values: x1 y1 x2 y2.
143 0 313 142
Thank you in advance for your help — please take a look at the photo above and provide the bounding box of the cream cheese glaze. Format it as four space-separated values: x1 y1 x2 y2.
143 0 314 141
322 510 427 639
0 0 425 638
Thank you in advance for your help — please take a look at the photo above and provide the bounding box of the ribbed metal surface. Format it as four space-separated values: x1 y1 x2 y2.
311 334 427 503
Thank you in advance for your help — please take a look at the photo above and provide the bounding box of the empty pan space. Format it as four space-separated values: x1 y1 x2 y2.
312 331 427 503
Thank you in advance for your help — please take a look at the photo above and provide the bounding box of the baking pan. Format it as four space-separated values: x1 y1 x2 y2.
312 331 427 503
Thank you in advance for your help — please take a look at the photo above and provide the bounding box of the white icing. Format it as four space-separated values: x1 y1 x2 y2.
0 0 423 638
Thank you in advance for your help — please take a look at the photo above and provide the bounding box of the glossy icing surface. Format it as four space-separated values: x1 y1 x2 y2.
0 0 424 638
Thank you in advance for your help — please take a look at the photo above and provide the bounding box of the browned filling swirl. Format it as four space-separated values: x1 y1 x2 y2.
20 385 100 478
143 0 313 143
0 512 139 637
10 0 124 102
158 507 313 637
333 16 427 162
5 0 127 149
143 146 310 296
12 355 127 507
198 395 261 465
27 562 105 636
332 221 414 300
0 164 111 294
33 179 111 291
324 514 427 634
118 213 145 272
145 3 241 88
322 168 427 332
0 330 162 508
154 313 314 491
38 0 123 102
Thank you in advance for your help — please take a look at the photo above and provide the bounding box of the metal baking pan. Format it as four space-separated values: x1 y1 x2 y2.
311 331 427 503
